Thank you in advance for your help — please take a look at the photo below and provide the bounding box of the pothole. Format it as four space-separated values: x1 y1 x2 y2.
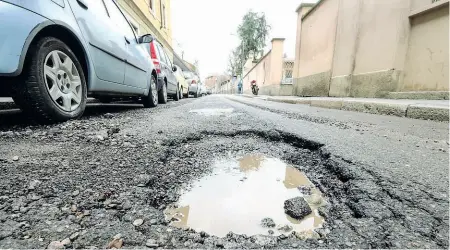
164 154 326 237
189 108 234 116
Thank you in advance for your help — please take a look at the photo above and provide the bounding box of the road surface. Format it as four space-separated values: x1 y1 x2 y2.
0 95 448 248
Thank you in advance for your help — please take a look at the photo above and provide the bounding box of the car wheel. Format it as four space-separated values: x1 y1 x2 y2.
143 74 158 108
11 37 87 124
193 92 198 98
179 87 183 100
158 82 168 104
174 84 180 101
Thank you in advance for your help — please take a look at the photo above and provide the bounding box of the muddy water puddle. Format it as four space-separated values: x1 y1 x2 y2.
165 154 326 237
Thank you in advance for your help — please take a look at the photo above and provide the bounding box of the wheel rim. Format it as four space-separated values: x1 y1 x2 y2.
151 77 158 105
44 50 82 112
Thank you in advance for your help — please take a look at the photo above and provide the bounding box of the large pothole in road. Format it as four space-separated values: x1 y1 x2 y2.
164 154 326 238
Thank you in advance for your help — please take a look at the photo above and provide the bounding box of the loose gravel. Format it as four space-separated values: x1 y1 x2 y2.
0 97 447 249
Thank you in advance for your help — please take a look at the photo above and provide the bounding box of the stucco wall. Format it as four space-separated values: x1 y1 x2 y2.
243 38 285 93
297 0 339 77
352 0 410 74
330 0 359 77
270 39 285 85
401 6 449 91
293 4 314 79
243 52 271 93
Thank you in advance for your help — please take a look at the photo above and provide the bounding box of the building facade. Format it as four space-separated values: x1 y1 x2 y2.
293 0 449 99
117 0 173 59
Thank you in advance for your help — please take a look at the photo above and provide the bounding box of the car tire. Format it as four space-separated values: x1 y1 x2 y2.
174 84 180 101
11 37 87 124
143 74 158 108
179 87 183 100
193 92 198 98
158 82 168 104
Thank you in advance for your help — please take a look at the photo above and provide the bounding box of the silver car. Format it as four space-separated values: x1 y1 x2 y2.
184 71 200 98
0 0 159 123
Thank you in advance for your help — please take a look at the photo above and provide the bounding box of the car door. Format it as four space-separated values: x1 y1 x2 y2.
162 50 178 91
103 0 149 89
68 0 126 84
155 43 175 93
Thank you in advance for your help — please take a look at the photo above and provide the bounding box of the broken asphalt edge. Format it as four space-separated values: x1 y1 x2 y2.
239 95 449 122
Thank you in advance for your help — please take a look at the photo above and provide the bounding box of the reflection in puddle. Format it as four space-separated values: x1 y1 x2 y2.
165 155 325 237
189 108 234 116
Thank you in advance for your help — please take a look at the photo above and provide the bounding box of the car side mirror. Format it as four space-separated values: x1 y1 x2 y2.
172 66 177 72
138 34 153 44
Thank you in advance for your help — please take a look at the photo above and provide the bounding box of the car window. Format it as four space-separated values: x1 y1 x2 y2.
162 49 172 68
104 0 136 41
155 43 167 64
89 0 109 18
183 71 192 78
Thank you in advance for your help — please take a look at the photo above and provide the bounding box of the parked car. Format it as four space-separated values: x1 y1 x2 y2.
0 0 159 123
144 38 180 102
184 71 200 98
173 65 188 99
199 83 208 96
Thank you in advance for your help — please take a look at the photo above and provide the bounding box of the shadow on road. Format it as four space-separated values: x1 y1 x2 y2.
0 103 143 130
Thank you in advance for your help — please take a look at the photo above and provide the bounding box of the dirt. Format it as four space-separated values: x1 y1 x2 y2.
0 98 447 249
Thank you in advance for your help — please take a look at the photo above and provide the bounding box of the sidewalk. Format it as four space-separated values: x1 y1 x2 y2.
240 95 449 121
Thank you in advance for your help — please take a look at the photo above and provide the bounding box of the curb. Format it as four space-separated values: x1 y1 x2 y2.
406 104 449 122
241 95 449 122
341 101 407 117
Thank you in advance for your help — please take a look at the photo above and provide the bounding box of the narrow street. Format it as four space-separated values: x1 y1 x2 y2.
0 95 448 249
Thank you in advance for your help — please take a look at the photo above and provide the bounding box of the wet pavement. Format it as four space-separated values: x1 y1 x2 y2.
0 95 448 248
165 155 325 237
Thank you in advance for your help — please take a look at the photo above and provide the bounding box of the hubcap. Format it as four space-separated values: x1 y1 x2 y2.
44 50 82 112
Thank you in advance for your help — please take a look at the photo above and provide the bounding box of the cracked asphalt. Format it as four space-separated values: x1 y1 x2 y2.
0 95 448 249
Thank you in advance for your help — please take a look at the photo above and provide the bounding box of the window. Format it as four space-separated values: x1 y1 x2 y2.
124 13 139 35
104 0 136 41
162 3 167 28
148 0 155 13
155 43 167 64
163 49 172 67
89 0 109 18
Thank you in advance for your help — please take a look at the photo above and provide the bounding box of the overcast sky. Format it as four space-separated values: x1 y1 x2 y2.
171 0 315 79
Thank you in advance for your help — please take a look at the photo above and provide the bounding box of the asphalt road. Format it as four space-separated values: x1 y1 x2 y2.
0 95 448 248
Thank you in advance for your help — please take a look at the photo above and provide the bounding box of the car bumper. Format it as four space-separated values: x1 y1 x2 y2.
188 85 198 93
0 2 48 76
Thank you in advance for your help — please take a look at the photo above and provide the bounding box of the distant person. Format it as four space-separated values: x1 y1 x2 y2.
237 80 243 94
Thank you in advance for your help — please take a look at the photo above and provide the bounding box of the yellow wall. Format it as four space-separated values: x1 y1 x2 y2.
352 0 411 74
297 0 339 77
293 0 448 97
402 6 449 91
117 0 173 58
